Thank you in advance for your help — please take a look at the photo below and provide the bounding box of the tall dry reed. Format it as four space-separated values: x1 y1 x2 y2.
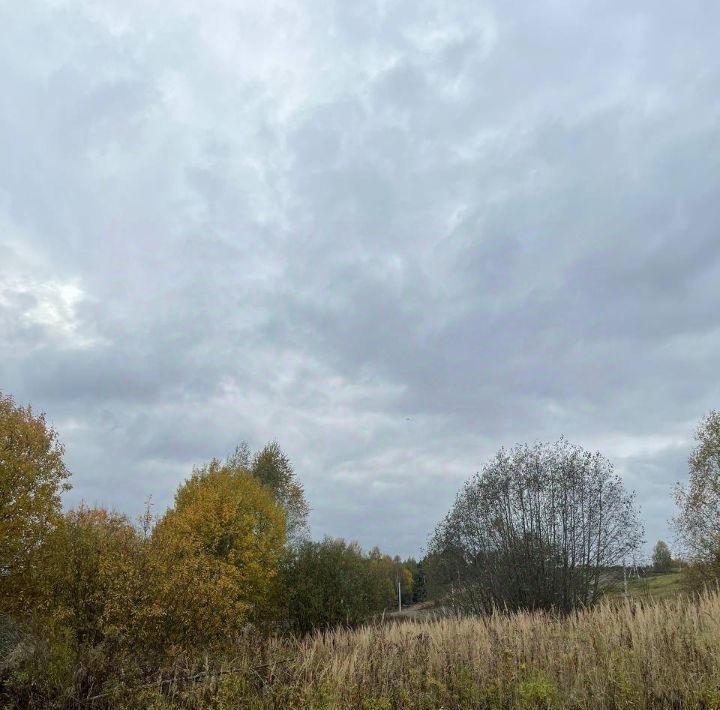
10 590 720 708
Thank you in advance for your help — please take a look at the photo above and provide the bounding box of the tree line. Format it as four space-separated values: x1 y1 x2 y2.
0 392 423 659
3 389 720 702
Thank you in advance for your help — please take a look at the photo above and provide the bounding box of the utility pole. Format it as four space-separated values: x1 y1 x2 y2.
397 576 402 613
623 563 628 598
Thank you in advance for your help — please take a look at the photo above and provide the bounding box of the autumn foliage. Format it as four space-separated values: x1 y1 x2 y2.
148 460 286 649
23 505 156 660
0 392 70 613
0 391 416 707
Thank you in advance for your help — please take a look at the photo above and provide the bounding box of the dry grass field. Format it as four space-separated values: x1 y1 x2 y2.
86 585 720 709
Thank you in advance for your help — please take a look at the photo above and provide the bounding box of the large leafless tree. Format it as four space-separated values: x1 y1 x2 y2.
428 439 643 613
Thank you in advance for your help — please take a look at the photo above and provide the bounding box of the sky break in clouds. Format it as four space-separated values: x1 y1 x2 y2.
2 0 720 558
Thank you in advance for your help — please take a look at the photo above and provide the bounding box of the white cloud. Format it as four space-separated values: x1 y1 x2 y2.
0 212 104 350
0 271 104 351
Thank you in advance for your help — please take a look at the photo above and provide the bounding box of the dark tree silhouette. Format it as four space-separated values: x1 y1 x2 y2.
429 439 643 613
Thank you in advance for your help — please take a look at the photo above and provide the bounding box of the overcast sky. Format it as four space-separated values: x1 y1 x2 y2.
2 0 719 559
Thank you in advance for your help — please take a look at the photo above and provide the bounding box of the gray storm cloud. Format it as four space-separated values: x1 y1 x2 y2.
2 0 719 557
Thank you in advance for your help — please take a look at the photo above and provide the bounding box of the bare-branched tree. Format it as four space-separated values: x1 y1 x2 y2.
673 411 720 587
428 439 643 613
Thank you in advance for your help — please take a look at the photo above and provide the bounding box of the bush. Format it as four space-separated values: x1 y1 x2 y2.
39 506 148 646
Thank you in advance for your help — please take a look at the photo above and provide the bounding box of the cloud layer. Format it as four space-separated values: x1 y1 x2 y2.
2 0 720 557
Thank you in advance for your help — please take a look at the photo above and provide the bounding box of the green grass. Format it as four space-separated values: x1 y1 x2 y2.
605 570 685 601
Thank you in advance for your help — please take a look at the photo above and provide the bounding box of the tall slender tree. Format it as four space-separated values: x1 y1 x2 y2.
227 441 310 545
